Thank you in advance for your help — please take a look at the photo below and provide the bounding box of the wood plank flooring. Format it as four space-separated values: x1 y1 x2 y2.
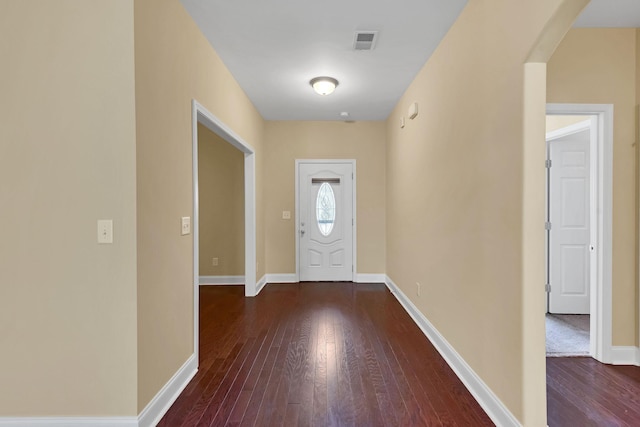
158 283 493 426
547 357 640 427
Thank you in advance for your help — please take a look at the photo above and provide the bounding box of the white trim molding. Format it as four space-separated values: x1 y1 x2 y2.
0 418 137 426
255 274 267 294
255 274 301 296
385 276 520 427
610 346 640 366
265 273 298 284
199 276 245 285
355 274 386 283
138 354 197 427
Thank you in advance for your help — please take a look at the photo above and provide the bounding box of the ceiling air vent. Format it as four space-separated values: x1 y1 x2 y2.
353 31 378 50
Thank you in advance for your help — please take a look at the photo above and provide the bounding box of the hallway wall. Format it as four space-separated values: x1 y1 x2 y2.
264 121 386 275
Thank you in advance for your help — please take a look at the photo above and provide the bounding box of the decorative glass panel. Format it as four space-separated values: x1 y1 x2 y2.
316 182 336 236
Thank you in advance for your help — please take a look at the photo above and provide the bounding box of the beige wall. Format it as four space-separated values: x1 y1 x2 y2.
198 124 245 276
637 29 640 106
264 121 386 275
385 1 586 425
637 29 640 343
547 28 638 345
0 1 138 416
546 114 591 132
134 0 265 411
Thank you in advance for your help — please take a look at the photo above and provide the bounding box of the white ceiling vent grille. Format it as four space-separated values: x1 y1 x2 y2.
353 31 378 50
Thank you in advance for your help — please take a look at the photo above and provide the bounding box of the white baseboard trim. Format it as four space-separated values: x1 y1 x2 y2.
0 418 137 426
255 275 267 295
384 276 520 427
138 353 197 427
261 273 387 285
199 275 244 285
355 273 386 283
610 346 640 366
265 274 298 284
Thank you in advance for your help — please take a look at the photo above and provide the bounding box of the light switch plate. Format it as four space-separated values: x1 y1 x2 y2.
97 220 113 244
181 217 191 235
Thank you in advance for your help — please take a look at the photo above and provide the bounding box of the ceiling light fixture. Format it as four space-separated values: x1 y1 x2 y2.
310 76 339 96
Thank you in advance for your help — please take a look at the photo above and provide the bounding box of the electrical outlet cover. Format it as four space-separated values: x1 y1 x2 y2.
97 219 113 244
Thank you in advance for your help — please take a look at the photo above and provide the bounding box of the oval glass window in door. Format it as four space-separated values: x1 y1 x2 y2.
316 182 336 236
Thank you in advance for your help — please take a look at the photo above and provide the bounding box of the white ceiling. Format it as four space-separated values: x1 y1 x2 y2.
180 0 640 121
180 0 468 121
574 0 640 27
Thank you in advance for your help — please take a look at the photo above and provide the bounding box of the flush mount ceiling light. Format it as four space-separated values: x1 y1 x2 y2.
310 76 339 96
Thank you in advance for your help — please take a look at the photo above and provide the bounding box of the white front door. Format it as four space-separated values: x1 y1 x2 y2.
298 161 354 281
548 127 591 314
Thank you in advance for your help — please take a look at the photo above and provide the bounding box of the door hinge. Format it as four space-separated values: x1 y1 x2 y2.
545 159 552 168
352 172 354 179
545 283 551 293
352 218 354 226
545 221 552 230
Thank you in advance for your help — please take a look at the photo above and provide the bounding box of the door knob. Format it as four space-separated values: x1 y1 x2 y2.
300 229 305 236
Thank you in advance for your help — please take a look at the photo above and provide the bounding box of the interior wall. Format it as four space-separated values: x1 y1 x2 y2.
384 0 585 424
0 1 138 416
198 123 245 277
134 0 265 411
637 28 640 345
264 121 386 275
547 28 638 345
637 29 640 106
546 114 590 132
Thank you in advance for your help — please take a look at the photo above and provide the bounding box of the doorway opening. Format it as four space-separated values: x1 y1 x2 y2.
197 122 245 286
545 116 594 357
295 159 357 282
191 100 257 359
545 103 613 363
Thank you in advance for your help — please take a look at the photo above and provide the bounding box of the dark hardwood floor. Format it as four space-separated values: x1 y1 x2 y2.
158 283 493 426
158 282 640 426
547 357 640 427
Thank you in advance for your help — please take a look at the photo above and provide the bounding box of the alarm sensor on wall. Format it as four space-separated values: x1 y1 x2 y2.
408 102 418 119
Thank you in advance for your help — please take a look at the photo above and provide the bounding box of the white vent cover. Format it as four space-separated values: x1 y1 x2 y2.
353 31 378 50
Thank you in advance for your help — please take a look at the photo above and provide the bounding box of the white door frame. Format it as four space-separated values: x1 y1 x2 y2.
191 100 257 359
546 103 613 363
295 159 357 282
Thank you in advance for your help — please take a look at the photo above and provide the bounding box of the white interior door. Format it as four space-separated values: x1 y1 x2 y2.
298 162 353 281
548 128 591 314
